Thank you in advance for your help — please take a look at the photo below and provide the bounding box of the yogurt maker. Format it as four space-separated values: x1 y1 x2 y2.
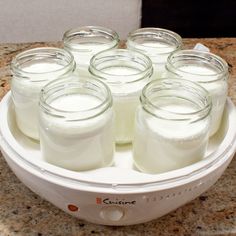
0 92 236 225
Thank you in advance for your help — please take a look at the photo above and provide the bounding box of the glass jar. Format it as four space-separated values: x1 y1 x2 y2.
39 76 114 171
11 47 75 140
133 79 212 174
63 26 119 77
126 27 182 79
166 49 229 136
89 49 153 144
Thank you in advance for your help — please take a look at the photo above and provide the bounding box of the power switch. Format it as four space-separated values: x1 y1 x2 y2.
100 206 124 221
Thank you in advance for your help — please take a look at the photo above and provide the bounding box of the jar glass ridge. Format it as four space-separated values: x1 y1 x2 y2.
141 79 212 122
11 47 75 80
40 77 112 120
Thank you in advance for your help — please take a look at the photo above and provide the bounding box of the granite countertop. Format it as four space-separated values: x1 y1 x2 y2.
0 39 236 236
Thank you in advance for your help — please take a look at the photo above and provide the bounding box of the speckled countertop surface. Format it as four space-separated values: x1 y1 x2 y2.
0 39 236 236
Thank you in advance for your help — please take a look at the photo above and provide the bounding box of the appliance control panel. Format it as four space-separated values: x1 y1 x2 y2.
62 193 171 225
56 183 200 225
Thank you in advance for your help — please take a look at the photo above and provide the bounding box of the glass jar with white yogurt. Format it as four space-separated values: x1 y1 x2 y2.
133 79 212 174
63 26 119 77
89 49 153 144
126 27 182 78
39 77 114 171
166 49 229 136
11 47 75 140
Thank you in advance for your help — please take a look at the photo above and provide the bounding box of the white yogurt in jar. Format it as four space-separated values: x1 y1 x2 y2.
133 79 211 174
89 49 153 144
39 78 114 171
127 28 182 79
11 48 75 140
12 63 63 139
103 67 141 143
72 43 116 77
101 66 144 144
134 104 209 173
23 62 63 73
63 26 119 77
139 42 176 78
166 50 229 136
178 65 227 136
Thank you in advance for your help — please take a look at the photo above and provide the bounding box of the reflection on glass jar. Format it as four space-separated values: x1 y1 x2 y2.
39 76 114 171
127 27 182 79
166 49 229 136
89 49 153 144
63 26 119 77
133 79 212 174
11 47 75 140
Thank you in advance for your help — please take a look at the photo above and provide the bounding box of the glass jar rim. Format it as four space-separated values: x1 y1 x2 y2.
89 49 153 84
11 47 75 80
141 78 212 122
39 76 112 121
166 49 229 82
63 26 119 52
127 27 183 55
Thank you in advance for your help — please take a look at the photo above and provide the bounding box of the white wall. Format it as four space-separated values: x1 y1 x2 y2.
0 0 141 42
